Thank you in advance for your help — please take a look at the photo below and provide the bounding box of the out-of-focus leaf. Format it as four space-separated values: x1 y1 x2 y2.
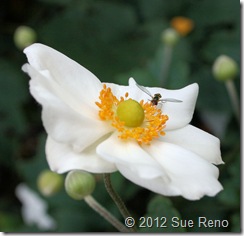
0 211 21 232
139 196 185 232
199 111 231 139
230 212 241 232
37 0 73 5
188 0 240 27
191 67 233 114
0 59 28 134
218 152 240 208
217 181 239 208
201 30 240 63
16 133 49 189
116 68 156 86
108 172 140 201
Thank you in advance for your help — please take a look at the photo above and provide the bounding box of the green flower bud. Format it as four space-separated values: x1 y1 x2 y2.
213 55 238 81
14 26 37 50
37 170 64 197
65 170 96 200
161 28 180 46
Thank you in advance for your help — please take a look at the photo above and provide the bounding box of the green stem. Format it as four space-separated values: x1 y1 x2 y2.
84 195 130 232
103 173 136 232
225 80 240 123
160 45 173 87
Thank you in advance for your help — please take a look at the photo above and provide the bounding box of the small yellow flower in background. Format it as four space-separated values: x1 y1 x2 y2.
22 44 223 200
170 16 194 36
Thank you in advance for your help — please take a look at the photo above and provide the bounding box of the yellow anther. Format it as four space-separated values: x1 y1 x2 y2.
95 85 168 145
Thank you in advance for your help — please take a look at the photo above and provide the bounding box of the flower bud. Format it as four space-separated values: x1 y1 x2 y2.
14 26 37 50
161 28 180 46
65 170 96 200
213 55 238 81
37 170 63 197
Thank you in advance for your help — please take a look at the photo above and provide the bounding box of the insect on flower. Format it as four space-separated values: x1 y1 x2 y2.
136 82 183 106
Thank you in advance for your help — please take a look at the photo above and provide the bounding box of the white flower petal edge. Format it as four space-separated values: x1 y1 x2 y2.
144 141 223 200
116 141 223 200
129 78 199 130
23 43 102 112
160 125 224 165
97 133 167 179
46 136 117 173
23 48 113 153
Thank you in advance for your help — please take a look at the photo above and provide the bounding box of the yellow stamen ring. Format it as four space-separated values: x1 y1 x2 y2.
95 84 169 145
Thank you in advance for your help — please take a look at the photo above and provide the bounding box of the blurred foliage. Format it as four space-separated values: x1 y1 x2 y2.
0 0 240 233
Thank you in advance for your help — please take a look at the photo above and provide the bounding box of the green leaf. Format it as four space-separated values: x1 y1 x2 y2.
0 59 28 134
230 212 241 232
139 196 185 232
191 67 234 114
188 0 240 27
16 133 49 189
201 30 240 63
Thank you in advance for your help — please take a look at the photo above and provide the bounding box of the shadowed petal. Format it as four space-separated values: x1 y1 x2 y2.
97 133 165 179
161 125 224 165
46 136 117 174
144 141 223 200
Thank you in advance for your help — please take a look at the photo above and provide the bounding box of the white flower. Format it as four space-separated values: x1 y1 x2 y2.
15 183 56 230
22 43 223 200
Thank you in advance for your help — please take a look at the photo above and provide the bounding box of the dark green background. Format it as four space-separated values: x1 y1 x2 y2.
0 0 240 232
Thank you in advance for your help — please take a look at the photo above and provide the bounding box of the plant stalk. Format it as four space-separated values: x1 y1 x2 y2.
84 195 130 232
103 173 136 232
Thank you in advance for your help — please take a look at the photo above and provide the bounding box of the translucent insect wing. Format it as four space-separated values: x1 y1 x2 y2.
135 83 153 97
160 98 182 103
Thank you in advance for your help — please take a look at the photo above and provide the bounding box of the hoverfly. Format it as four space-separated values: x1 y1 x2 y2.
136 82 182 106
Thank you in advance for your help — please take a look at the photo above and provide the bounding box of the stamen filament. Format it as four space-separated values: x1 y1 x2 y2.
95 85 168 144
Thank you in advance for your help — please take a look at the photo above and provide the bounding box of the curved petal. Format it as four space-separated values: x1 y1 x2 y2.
117 165 181 196
46 136 117 174
143 141 223 200
161 125 224 165
96 133 165 179
129 78 199 130
25 65 113 152
23 43 102 114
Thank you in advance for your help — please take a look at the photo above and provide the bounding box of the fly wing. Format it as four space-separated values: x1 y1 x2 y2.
135 82 153 98
160 98 183 103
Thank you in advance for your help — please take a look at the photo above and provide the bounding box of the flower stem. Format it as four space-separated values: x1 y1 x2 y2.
84 195 130 232
225 80 240 123
160 45 173 87
103 173 136 232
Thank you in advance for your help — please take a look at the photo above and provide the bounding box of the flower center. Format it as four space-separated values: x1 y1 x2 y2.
116 99 145 127
95 84 168 145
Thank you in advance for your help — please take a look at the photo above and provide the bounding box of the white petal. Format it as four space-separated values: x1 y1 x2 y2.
15 184 56 230
129 78 199 130
161 125 224 165
46 136 117 174
23 43 102 113
96 133 165 179
144 141 223 200
23 65 112 152
117 165 180 196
